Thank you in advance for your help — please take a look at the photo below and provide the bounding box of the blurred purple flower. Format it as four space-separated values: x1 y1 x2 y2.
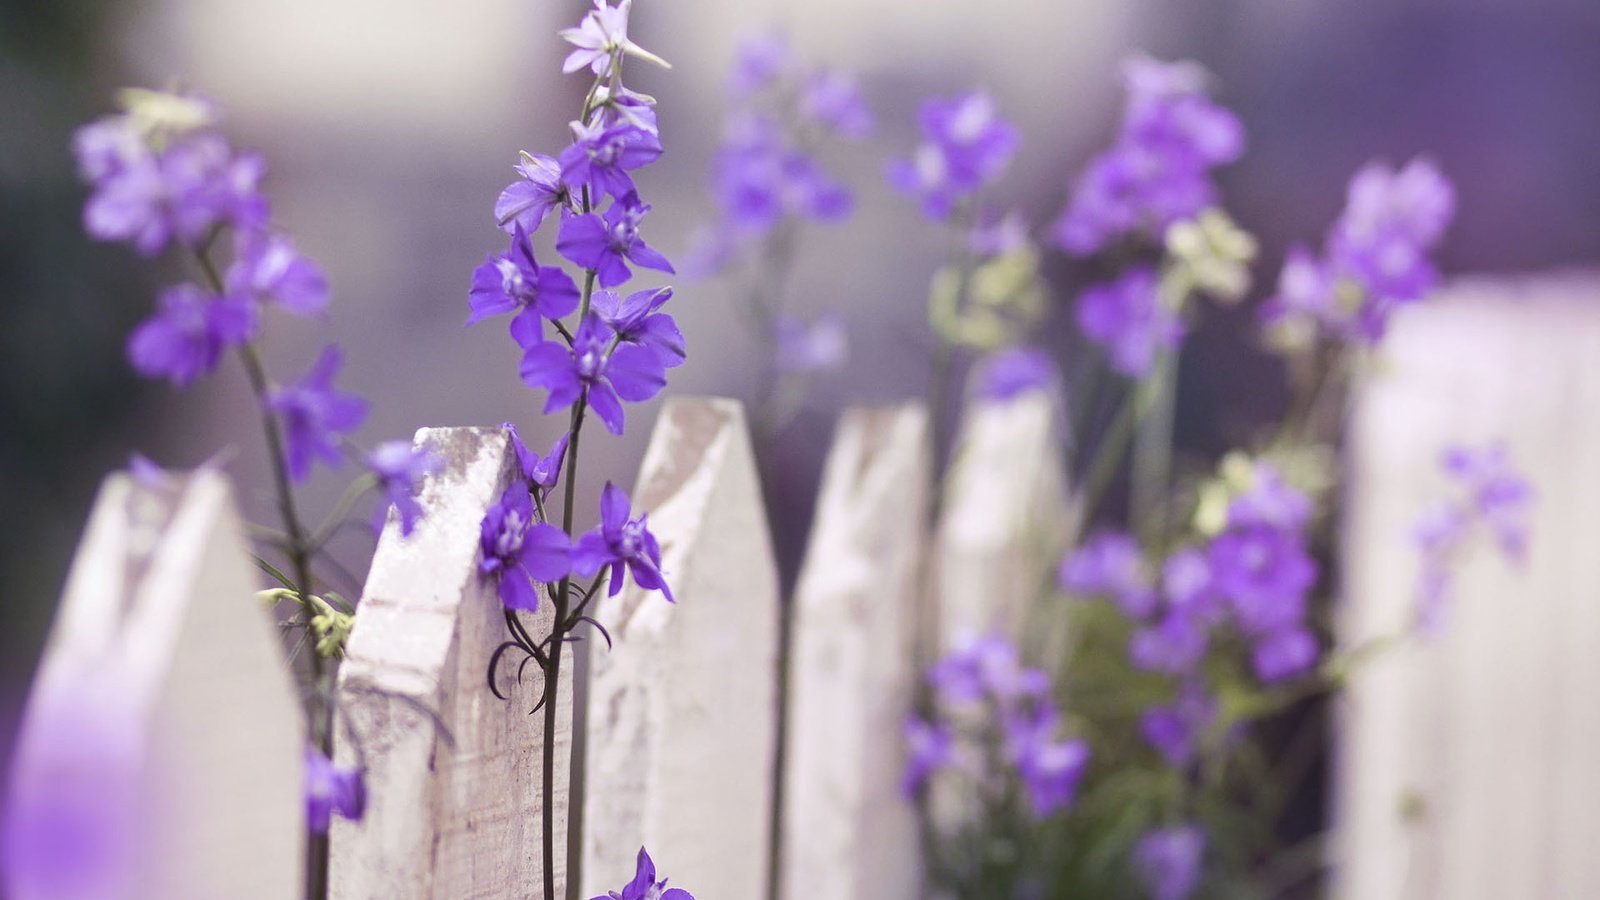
227 230 329 318
1140 683 1216 768
496 154 567 235
126 283 257 387
267 346 369 482
556 196 675 288
974 347 1056 403
519 313 667 435
901 717 953 797
572 482 673 600
774 313 847 374
801 69 873 138
305 746 366 834
1060 531 1157 619
887 90 1018 220
468 224 581 346
1162 547 1222 623
1209 525 1316 637
713 116 853 235
1129 611 1209 675
1133 824 1205 900
590 846 694 900
1413 442 1533 633
479 483 571 611
1226 463 1314 533
367 441 440 536
727 32 793 97
1076 266 1182 378
1016 737 1089 818
1251 626 1318 683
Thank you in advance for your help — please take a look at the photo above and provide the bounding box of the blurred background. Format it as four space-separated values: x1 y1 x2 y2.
2 0 1598 768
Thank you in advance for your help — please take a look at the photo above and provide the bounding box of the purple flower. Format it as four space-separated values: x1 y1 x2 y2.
559 121 663 204
1129 612 1209 675
1251 627 1318 683
801 69 873 138
556 196 675 288
589 846 693 900
974 347 1056 402
712 118 853 235
1059 531 1157 619
1209 525 1316 636
227 230 329 317
1259 244 1337 339
496 154 567 235
305 746 365 834
1052 56 1241 256
505 423 570 492
572 482 673 600
1133 825 1205 900
1440 442 1532 559
1329 157 1454 308
469 224 581 345
126 283 257 387
592 287 685 368
1140 684 1216 768
1226 463 1313 533
887 91 1019 220
519 313 667 436
968 209 1031 257
774 313 847 375
367 441 440 536
1077 266 1182 377
901 717 953 797
928 633 1044 705
1162 547 1222 623
727 32 793 97
478 484 571 611
1016 737 1089 818
559 0 668 76
267 346 369 482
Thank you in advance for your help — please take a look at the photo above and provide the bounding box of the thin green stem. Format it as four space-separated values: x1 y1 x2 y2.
1131 350 1179 545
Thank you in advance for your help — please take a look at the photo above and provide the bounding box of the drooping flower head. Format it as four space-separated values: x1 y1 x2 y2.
366 441 440 536
572 482 673 600
304 746 366 834
469 224 582 345
496 153 568 235
589 846 694 900
478 484 571 611
266 346 369 482
126 283 257 387
505 422 570 494
519 313 667 435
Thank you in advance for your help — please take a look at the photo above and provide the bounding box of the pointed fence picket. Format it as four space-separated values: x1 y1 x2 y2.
1336 277 1600 899
779 404 931 900
329 425 571 898
934 392 1072 647
580 397 781 898
4 468 303 900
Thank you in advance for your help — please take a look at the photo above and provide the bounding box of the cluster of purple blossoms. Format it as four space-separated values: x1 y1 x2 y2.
1261 157 1456 344
905 635 1090 819
1061 463 1319 769
473 0 677 614
1413 442 1533 632
1133 824 1206 900
75 90 431 538
887 90 1019 222
1053 56 1244 257
687 32 872 380
590 846 694 900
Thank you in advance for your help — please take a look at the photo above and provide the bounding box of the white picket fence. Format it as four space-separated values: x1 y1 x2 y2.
6 276 1597 899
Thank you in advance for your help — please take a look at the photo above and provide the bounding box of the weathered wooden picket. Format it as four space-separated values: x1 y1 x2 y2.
8 276 1596 899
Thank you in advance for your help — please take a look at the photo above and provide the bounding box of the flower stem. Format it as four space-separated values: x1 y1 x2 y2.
193 244 330 900
1131 349 1179 545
